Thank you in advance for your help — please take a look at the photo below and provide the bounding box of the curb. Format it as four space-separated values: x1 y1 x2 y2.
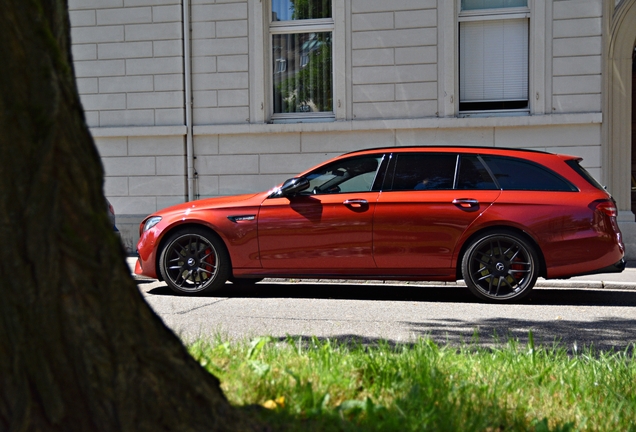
534 279 636 290
127 258 636 290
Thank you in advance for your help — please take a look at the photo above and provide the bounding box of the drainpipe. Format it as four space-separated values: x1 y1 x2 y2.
183 0 195 201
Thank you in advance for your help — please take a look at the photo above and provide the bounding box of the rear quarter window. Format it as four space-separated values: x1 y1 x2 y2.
565 159 606 191
481 155 577 192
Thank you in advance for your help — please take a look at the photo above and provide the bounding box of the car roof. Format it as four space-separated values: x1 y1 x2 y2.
342 146 586 166
343 145 549 156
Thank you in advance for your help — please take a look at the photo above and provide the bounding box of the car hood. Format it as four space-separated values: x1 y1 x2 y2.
153 192 269 218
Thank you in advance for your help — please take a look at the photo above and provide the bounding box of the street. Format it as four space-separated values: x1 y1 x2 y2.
136 275 636 352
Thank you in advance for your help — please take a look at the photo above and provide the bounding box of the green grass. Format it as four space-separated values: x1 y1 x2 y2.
188 334 636 431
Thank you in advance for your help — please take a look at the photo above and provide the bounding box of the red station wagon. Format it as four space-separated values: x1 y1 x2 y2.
135 147 625 302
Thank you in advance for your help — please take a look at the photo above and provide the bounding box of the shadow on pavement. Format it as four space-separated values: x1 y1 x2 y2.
145 281 636 307
142 281 636 353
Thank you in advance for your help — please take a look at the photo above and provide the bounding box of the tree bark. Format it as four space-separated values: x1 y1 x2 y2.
0 2 263 430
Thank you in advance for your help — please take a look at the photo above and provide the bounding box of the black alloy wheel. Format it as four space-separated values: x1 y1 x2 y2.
159 228 230 295
462 232 539 302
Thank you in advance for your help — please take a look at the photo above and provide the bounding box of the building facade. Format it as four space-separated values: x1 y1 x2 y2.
68 0 636 259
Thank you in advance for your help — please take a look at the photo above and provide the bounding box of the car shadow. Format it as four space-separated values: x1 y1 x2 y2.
277 317 636 354
144 280 636 307
141 280 636 353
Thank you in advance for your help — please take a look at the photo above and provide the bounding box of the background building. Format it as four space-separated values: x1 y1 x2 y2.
68 0 636 259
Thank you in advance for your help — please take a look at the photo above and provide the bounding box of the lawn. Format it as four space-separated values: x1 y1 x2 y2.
189 334 635 431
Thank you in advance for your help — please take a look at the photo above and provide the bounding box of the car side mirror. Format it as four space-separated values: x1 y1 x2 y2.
279 177 309 197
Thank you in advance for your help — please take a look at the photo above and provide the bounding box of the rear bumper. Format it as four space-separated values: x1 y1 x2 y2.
577 259 626 277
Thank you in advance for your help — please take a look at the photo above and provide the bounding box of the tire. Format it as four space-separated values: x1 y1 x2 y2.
462 231 539 302
159 227 230 295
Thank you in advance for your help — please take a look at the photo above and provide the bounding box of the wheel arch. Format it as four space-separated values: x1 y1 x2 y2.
154 222 232 282
455 225 547 280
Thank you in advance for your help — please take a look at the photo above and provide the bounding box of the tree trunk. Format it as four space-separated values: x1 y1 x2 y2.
0 2 263 430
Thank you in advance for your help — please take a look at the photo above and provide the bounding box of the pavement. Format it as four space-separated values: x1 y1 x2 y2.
127 257 636 290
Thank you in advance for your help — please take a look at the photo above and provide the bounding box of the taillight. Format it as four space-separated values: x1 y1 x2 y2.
592 199 618 218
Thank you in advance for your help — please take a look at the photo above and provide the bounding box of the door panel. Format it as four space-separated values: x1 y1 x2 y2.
258 192 379 269
373 190 501 270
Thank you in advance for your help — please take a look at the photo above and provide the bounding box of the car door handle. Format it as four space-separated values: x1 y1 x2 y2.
452 198 479 209
343 199 368 208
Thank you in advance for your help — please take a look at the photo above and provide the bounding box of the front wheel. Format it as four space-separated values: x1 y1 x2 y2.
159 228 230 295
462 232 539 302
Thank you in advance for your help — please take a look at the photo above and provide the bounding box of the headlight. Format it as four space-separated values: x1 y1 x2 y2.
143 216 162 232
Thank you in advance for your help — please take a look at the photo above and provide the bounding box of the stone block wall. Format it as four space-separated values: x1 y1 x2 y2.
69 0 185 127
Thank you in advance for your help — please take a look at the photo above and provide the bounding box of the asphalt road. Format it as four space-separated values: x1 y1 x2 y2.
136 275 636 352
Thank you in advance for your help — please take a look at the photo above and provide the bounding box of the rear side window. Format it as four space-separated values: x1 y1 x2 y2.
481 156 577 192
565 159 605 191
387 153 457 191
457 155 498 190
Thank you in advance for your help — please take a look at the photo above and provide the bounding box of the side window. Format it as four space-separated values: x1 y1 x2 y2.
481 156 577 191
270 0 334 121
387 154 457 191
304 155 383 194
457 155 498 190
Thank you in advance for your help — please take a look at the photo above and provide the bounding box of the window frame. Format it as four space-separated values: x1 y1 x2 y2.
457 1 531 116
268 3 336 123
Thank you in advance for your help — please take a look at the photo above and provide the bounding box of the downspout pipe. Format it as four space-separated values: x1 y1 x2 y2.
183 0 195 201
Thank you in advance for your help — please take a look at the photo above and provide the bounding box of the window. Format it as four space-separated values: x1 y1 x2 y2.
458 0 529 113
270 0 334 120
565 160 605 192
457 155 498 190
481 156 577 191
303 155 384 194
386 154 458 191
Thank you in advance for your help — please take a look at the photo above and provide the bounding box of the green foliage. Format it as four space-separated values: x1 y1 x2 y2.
189 335 636 431
290 0 331 20
275 33 333 113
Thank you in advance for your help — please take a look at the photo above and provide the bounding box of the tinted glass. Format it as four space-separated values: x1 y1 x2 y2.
461 0 527 10
272 0 331 21
481 155 577 191
457 155 498 190
304 155 383 194
565 160 604 191
388 154 457 191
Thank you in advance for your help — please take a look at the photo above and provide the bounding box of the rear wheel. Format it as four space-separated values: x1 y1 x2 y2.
159 228 230 295
462 232 539 302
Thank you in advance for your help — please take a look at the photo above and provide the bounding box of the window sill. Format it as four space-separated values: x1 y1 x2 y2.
458 109 530 119
270 114 336 124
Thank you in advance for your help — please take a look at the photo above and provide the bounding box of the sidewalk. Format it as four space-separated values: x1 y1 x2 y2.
534 261 636 290
127 257 636 290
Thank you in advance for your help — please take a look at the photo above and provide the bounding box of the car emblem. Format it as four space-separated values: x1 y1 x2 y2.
187 258 196 267
228 215 256 223
496 262 505 272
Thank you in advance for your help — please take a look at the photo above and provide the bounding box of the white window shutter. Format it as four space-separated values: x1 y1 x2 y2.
460 19 528 103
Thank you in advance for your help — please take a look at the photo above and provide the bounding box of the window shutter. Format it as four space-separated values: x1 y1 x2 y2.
460 18 528 103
